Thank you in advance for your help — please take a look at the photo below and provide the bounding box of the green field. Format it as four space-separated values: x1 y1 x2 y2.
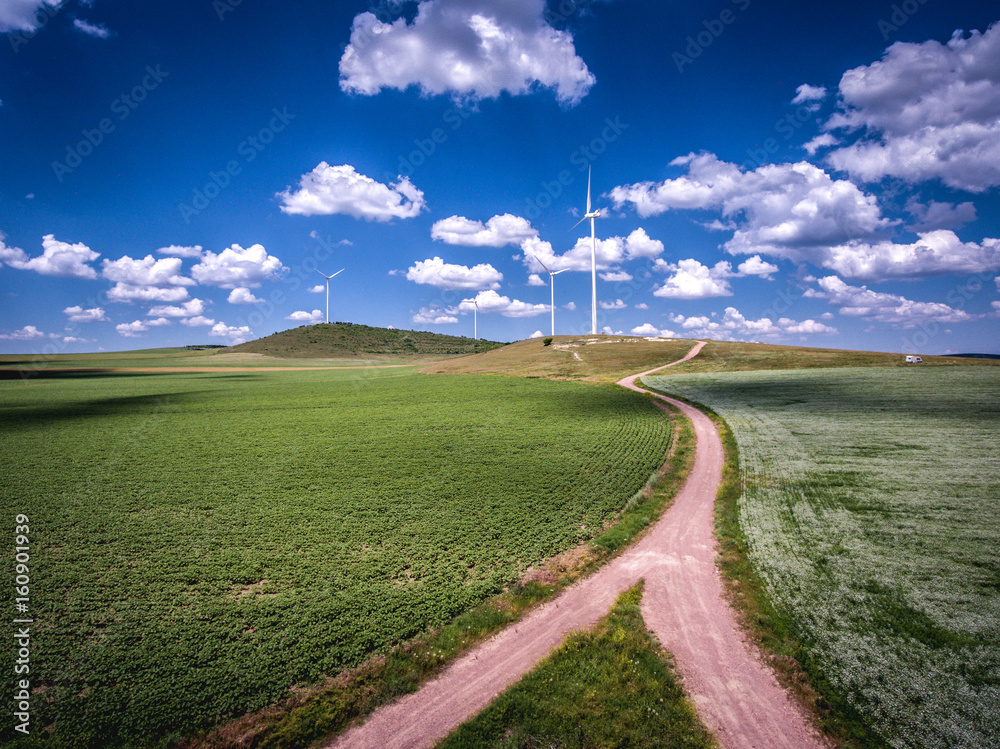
0 367 673 746
645 366 1000 749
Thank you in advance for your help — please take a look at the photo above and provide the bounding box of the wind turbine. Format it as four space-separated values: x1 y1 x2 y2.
315 268 344 324
461 297 479 340
531 254 568 337
569 166 601 335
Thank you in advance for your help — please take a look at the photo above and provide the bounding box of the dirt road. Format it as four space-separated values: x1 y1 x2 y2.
330 341 827 749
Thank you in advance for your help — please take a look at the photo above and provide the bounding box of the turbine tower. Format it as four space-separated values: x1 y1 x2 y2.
461 297 479 340
315 268 344 324
569 166 601 334
531 254 567 337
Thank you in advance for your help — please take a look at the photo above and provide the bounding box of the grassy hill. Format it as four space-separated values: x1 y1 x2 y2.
422 335 1000 381
225 322 506 359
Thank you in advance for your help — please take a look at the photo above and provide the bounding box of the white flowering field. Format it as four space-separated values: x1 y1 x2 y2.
646 366 1000 749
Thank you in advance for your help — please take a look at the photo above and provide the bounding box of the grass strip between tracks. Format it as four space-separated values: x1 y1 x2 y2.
435 581 716 749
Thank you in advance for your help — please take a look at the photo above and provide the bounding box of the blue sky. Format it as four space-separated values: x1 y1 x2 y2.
1 0 998 355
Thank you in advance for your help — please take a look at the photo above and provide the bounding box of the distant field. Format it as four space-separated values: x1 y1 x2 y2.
644 366 1000 748
0 368 672 746
0 348 442 373
662 340 1000 374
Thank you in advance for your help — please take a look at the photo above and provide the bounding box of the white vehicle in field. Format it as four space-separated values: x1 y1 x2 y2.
905 355 923 363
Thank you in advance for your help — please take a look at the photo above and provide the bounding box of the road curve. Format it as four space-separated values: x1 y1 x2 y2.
329 341 826 749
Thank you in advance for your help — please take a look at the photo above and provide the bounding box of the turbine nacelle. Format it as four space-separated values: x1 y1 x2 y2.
316 268 344 324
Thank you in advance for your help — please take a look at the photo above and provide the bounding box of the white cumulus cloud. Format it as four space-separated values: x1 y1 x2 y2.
802 133 838 156
116 320 149 338
156 244 203 258
610 153 892 262
102 254 193 287
148 299 206 318
737 255 780 278
825 24 1000 192
191 244 285 289
413 306 459 324
0 0 60 33
521 236 625 274
458 289 548 318
406 256 502 290
107 284 190 303
432 213 538 247
792 83 827 104
181 316 215 327
805 276 976 326
209 322 251 342
63 306 108 323
654 259 734 299
608 153 1000 281
286 310 324 323
72 18 111 38
2 235 99 278
600 271 633 282
339 0 595 104
669 307 837 341
0 325 49 340
279 163 425 220
623 227 665 260
631 323 678 337
228 287 263 305
824 231 1000 281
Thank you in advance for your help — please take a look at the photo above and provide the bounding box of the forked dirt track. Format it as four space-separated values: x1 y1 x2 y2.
330 341 827 749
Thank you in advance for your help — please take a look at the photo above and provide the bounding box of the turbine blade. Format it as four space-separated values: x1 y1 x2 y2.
568 215 587 232
315 269 328 278
332 268 345 278
586 166 592 214
552 268 569 275
531 254 551 274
